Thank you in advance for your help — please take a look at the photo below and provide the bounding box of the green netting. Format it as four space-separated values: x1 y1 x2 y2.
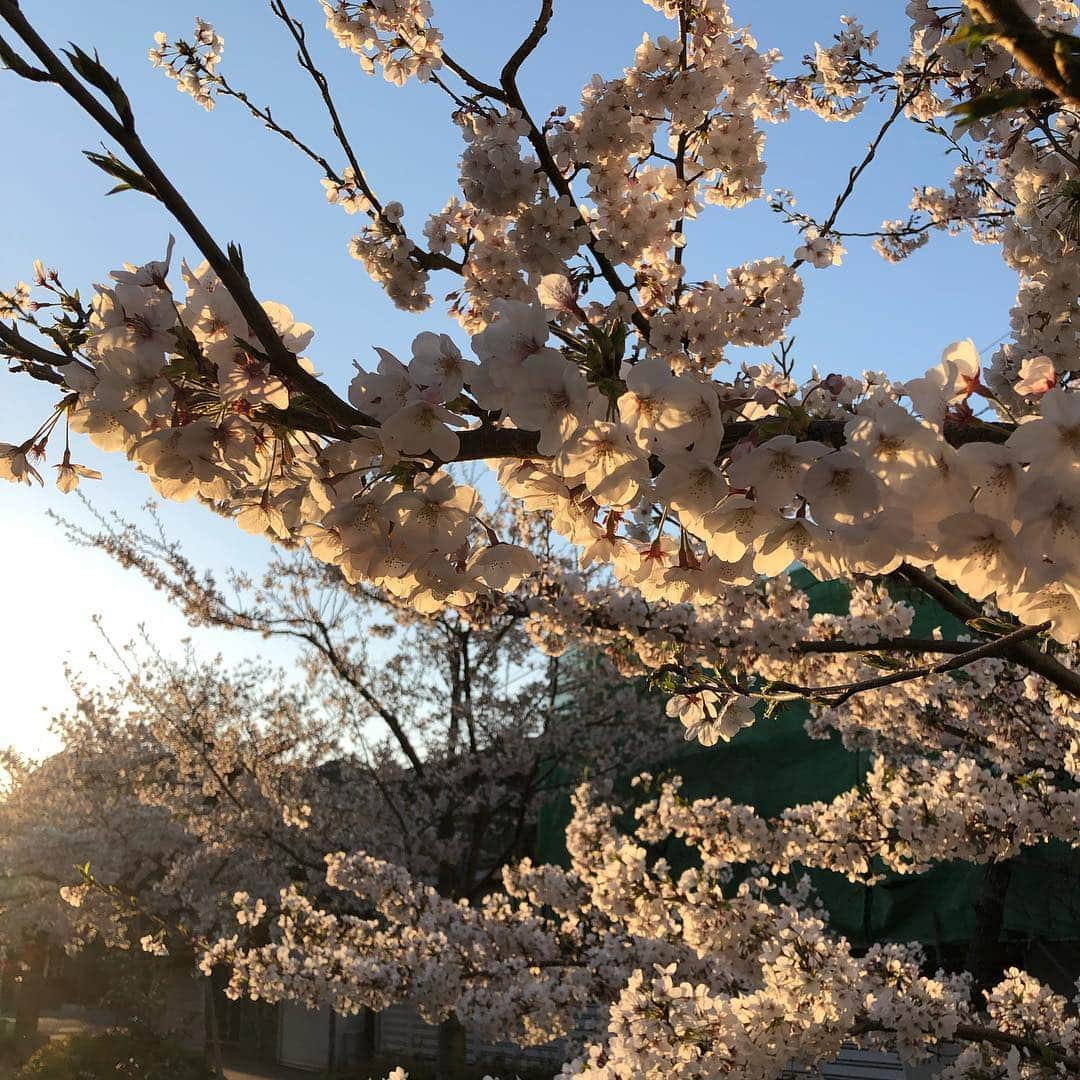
536 571 1080 948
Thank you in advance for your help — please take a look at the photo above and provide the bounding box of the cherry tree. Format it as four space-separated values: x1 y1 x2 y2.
2 0 1080 1075
54 498 666 902
0 519 659 1071
0 655 337 1053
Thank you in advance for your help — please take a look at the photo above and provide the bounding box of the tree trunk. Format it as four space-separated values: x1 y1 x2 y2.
436 1015 467 1080
327 1008 337 1073
966 858 1013 1001
358 1006 377 1065
13 931 47 1049
433 810 466 1080
203 976 226 1080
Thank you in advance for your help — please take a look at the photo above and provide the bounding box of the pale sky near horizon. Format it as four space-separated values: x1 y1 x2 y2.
0 0 1018 756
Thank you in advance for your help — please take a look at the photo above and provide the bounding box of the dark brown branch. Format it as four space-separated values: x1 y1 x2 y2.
762 620 1051 706
221 611 429 777
0 319 77 369
965 858 1013 998
0 0 364 432
793 74 928 267
855 1017 1080 1073
897 564 1080 698
499 0 554 90
494 1 648 337
307 619 427 777
793 638 978 657
1028 107 1080 168
6 359 64 385
454 414 1014 465
830 210 1011 240
966 0 1080 108
897 563 989 626
662 622 1055 710
266 1 455 276
213 75 341 189
438 51 506 101
270 0 382 212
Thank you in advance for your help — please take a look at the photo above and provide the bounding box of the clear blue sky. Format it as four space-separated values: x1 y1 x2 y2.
0 0 1017 754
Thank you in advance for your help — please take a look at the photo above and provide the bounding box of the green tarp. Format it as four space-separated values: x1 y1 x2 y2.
537 571 1080 949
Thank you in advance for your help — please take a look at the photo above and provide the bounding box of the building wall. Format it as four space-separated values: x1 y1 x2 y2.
278 1000 953 1078
277 1002 366 1071
161 971 206 1051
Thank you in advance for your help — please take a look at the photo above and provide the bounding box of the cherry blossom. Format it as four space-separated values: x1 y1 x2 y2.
3 1 1080 1073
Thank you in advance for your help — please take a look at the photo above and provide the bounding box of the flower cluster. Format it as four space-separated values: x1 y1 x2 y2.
149 19 223 111
5 1 1080 1070
321 0 443 86
200 778 1080 1078
348 204 432 311
9 233 1080 692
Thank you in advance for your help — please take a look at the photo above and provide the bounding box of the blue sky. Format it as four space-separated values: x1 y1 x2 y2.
0 0 1018 754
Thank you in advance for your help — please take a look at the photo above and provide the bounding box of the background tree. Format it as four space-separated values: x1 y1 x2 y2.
0 511 663 1074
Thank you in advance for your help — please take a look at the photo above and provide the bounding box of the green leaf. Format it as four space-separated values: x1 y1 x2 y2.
950 88 1052 126
861 653 907 671
966 616 1019 636
83 149 157 199
0 33 53 82
947 19 1000 52
777 403 811 438
609 320 627 357
752 415 794 442
63 43 134 128
41 325 77 357
649 671 679 694
387 462 420 491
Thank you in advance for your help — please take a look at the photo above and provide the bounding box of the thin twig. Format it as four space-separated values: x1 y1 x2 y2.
494 0 649 337
793 73 929 268
269 0 459 274
788 620 1049 706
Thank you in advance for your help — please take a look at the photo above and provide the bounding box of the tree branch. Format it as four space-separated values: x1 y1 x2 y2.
0 319 79 369
760 620 1051 707
793 73 929 269
494 1 648 337
897 564 1080 697
854 1016 1080 1073
792 638 979 657
438 51 506 101
499 0 554 90
454 414 1014 465
307 619 427 776
0 0 363 431
966 0 1080 108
